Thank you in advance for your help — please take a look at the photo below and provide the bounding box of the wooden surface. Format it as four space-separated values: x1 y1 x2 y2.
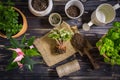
0 0 120 80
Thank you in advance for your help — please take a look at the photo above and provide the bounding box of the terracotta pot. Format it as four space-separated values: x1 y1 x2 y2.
0 7 28 38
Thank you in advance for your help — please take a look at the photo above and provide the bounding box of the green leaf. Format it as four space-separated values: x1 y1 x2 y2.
104 58 110 63
12 52 17 58
48 31 60 40
111 59 115 65
48 28 72 42
26 64 33 71
6 33 12 39
116 59 120 65
113 22 120 27
10 38 21 48
100 46 105 55
106 52 112 57
111 32 119 40
96 41 102 47
7 0 14 6
27 36 35 46
25 48 40 57
23 56 37 71
104 38 114 47
21 35 27 44
6 62 18 71
24 56 37 65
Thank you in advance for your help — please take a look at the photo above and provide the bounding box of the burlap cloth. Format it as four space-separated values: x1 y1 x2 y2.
34 21 77 66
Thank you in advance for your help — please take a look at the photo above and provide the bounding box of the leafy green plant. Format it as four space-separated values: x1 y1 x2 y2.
48 28 72 54
96 21 120 65
0 1 22 36
6 35 40 71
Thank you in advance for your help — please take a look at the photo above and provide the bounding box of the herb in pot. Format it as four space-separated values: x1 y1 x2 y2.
96 22 120 65
48 28 72 54
0 1 22 36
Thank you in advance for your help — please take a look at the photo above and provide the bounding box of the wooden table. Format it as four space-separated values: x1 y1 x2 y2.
0 0 120 80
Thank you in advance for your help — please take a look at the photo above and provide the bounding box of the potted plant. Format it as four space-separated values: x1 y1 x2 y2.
96 22 120 65
6 35 40 71
28 0 53 16
0 1 27 38
48 28 72 54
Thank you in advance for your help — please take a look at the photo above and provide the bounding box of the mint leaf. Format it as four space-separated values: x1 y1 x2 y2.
100 46 105 55
113 22 120 27
111 32 119 40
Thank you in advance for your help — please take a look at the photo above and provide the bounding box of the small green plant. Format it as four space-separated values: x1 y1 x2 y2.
48 28 72 54
6 35 40 71
96 21 120 65
0 1 22 36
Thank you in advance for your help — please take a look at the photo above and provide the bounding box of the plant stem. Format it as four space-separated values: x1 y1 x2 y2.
55 39 60 45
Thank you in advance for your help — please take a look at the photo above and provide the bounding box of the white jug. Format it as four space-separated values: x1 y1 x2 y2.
82 3 120 31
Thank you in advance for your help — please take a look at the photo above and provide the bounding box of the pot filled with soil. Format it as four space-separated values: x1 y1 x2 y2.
28 0 53 16
65 0 84 19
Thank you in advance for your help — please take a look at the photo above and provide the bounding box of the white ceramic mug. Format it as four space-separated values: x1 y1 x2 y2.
65 0 84 19
82 3 120 31
28 0 53 16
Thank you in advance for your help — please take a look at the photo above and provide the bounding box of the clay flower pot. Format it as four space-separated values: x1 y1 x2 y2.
28 0 53 16
0 7 28 38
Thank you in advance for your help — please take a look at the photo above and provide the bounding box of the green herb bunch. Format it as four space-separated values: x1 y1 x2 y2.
48 28 72 45
0 1 22 36
48 28 72 54
96 22 120 65
7 35 40 71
